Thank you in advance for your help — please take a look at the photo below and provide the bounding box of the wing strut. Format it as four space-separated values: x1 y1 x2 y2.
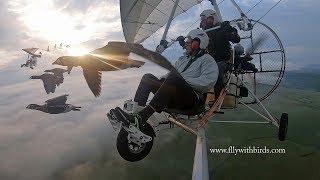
209 0 223 22
156 0 180 53
161 0 180 41
192 127 209 180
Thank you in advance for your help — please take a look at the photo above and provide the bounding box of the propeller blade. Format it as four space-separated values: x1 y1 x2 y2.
245 33 269 56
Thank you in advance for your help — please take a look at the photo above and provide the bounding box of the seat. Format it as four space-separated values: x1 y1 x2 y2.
164 103 206 116
164 49 235 116
164 93 206 116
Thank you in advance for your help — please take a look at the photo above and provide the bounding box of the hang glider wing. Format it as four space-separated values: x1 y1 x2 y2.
22 48 41 57
120 0 203 43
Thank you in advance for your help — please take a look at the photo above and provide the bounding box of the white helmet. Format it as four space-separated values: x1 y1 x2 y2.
200 9 216 19
186 28 209 49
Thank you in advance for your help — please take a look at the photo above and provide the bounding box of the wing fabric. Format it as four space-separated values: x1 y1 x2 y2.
120 0 203 43
22 48 39 55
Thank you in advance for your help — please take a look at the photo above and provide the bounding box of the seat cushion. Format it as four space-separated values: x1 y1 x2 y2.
164 103 205 116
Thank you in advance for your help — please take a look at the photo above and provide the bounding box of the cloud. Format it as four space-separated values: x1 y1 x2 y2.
0 49 21 68
0 1 33 51
0 50 168 180
0 0 123 69
8 0 121 45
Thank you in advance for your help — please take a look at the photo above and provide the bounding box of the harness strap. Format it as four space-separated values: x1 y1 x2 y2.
181 50 206 73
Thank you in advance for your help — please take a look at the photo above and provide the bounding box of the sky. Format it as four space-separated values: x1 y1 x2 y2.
0 0 319 69
0 0 319 180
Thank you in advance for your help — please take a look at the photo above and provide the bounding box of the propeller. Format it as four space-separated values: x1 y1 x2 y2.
245 33 269 56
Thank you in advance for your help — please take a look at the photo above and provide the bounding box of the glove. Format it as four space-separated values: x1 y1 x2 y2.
156 40 168 53
176 36 185 48
159 39 168 47
176 36 185 42
221 21 230 28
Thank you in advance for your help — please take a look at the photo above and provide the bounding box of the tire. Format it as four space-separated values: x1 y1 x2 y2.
278 113 288 141
116 123 155 162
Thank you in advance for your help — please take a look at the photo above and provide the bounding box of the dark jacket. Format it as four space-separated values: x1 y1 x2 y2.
206 22 240 62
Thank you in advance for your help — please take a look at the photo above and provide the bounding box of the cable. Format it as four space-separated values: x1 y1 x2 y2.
218 0 226 5
182 18 201 34
254 0 283 26
246 0 264 14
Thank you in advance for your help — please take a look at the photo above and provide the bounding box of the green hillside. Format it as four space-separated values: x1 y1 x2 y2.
55 87 320 180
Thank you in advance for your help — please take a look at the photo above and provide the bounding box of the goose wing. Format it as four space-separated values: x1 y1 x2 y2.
83 68 102 97
46 94 69 106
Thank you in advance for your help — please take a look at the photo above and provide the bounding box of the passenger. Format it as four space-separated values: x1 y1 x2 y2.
199 9 241 96
110 29 219 130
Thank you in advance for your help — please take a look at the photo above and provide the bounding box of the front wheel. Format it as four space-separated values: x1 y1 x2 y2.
116 123 155 162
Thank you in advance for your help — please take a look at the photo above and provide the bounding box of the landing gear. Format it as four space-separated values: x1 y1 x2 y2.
108 109 155 162
278 113 288 141
116 123 155 162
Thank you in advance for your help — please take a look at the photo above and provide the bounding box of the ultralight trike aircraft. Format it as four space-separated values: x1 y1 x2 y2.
21 48 42 69
106 0 287 179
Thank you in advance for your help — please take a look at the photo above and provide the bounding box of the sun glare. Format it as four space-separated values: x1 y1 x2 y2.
8 0 120 45
67 46 90 56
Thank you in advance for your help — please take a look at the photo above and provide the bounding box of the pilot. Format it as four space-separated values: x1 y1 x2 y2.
20 61 28 68
111 29 219 130
21 58 32 68
29 55 37 69
199 9 241 96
